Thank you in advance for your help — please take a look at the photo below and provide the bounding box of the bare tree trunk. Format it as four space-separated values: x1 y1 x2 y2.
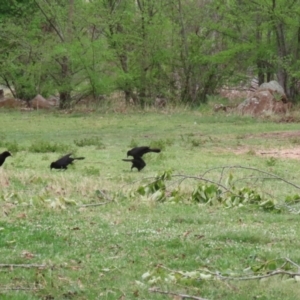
35 0 74 109
58 0 73 109
107 1 137 105
178 0 192 102
118 50 137 104
288 25 300 100
271 0 289 96
136 0 147 107
255 19 265 85
59 56 71 109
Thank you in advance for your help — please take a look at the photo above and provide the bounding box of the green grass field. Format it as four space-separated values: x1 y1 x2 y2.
1 109 300 299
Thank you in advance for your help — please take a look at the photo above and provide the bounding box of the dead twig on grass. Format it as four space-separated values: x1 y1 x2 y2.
149 288 209 300
172 174 232 193
0 286 41 291
96 189 113 201
80 189 114 207
200 165 300 190
0 263 47 269
211 269 300 281
159 258 300 282
80 201 111 207
285 257 300 269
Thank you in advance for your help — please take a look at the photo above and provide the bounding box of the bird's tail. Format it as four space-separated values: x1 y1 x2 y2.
149 148 161 153
73 157 85 160
122 159 133 162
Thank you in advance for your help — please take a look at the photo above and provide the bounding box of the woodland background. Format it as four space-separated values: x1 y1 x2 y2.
1 0 300 108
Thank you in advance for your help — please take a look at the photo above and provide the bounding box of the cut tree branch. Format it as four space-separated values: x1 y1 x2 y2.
0 264 47 269
80 201 111 207
33 0 65 42
149 288 209 300
200 165 300 190
0 287 40 291
214 269 300 281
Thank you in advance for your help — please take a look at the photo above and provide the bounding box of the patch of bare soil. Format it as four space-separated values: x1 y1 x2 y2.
233 147 300 160
276 116 300 123
245 131 300 140
231 131 300 160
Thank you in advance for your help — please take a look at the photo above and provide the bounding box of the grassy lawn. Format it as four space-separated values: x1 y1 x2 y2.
1 109 300 299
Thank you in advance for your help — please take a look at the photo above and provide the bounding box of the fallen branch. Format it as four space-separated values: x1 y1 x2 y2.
172 174 232 193
149 288 209 300
80 189 114 207
159 258 300 283
0 287 40 291
96 189 114 202
233 166 300 190
80 201 111 207
0 263 47 269
200 165 300 190
285 257 300 269
260 152 300 156
214 269 300 281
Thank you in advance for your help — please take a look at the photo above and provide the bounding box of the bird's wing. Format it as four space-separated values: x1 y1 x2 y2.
55 153 72 163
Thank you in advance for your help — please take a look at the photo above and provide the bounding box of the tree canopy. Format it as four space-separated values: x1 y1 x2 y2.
1 0 300 108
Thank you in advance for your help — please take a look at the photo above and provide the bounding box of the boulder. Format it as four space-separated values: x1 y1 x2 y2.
259 80 284 94
237 89 291 116
46 95 59 106
29 94 57 109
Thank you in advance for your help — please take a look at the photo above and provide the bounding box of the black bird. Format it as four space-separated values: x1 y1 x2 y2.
50 153 85 170
0 151 12 167
127 146 161 158
122 157 146 172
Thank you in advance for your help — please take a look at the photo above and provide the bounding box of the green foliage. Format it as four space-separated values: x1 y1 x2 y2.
83 166 100 176
285 194 300 204
141 257 297 288
74 136 104 148
192 183 222 204
128 138 138 148
136 170 173 202
0 134 21 152
28 140 72 153
266 157 277 167
0 140 21 153
134 172 285 212
150 138 174 150
0 0 300 106
180 134 206 148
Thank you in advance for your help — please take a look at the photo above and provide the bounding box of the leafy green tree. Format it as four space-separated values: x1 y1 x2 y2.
212 0 300 100
2 0 300 108
0 0 41 100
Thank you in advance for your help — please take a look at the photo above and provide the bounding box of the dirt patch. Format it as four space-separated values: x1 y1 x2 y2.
244 131 300 140
259 148 300 160
233 146 300 160
276 116 300 123
232 131 300 159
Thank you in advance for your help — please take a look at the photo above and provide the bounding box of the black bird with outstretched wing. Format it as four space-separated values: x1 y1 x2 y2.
127 146 161 158
50 153 85 170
